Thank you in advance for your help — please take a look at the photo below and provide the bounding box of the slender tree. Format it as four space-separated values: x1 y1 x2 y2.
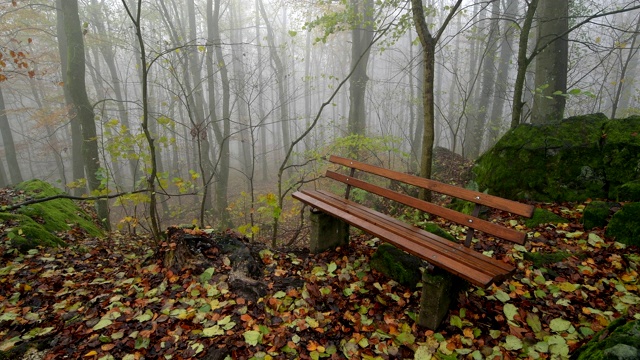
411 0 462 200
0 85 23 184
348 0 374 136
61 0 110 229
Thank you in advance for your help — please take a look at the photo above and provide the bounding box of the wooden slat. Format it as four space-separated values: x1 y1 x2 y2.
307 190 514 275
325 171 526 244
293 191 513 287
329 155 535 218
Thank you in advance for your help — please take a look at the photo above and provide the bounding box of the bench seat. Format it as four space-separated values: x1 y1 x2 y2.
293 189 515 288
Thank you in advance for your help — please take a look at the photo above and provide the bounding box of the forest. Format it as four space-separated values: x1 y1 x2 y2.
1 0 640 359
0 0 637 238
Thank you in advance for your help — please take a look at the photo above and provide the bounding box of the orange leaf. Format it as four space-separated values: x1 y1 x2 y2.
240 314 252 322
307 340 318 351
101 344 115 351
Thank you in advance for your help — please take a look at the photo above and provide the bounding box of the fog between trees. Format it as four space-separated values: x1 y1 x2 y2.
0 0 638 241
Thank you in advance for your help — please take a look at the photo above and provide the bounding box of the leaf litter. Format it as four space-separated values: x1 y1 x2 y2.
0 202 638 359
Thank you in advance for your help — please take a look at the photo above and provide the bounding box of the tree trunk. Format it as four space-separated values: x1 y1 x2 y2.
258 0 291 155
211 0 232 229
56 0 84 196
531 0 568 124
466 0 500 159
611 19 640 118
61 0 110 230
510 0 539 128
411 0 462 201
347 0 374 137
89 0 140 188
0 86 23 184
487 0 517 145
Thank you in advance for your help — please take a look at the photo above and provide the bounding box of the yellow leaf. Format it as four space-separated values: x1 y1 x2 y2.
84 350 98 357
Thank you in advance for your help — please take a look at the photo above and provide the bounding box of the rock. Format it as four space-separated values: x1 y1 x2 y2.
524 208 568 228
474 114 640 202
422 222 457 242
605 202 640 247
370 243 425 289
616 180 640 201
582 201 615 230
574 318 640 360
1 180 104 252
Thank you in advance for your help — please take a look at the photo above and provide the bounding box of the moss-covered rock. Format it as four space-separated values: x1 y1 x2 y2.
0 179 104 251
474 114 640 202
370 243 424 289
605 202 640 247
583 201 614 230
524 208 568 228
603 116 640 198
616 180 640 201
574 318 640 360
422 222 456 242
523 250 572 268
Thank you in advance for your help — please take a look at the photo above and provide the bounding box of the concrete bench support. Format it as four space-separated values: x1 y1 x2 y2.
309 209 349 253
417 269 460 330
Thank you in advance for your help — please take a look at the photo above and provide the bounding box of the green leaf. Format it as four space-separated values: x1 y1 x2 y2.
414 345 434 360
394 332 415 345
134 310 153 322
494 290 511 303
199 267 215 283
504 335 523 350
243 330 262 346
568 88 582 95
327 262 337 274
526 313 542 333
547 335 569 356
504 304 518 321
450 315 463 328
92 318 112 331
550 318 571 332
202 325 224 337
273 291 286 299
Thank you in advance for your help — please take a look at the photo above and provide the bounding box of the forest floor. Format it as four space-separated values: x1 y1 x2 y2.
1 154 639 359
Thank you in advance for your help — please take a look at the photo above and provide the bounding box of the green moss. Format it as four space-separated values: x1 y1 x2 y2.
605 202 640 246
524 208 568 228
14 180 103 238
422 223 457 242
616 180 640 202
0 212 66 252
370 243 423 289
474 114 613 202
582 201 612 230
575 318 640 360
523 250 572 268
603 116 640 198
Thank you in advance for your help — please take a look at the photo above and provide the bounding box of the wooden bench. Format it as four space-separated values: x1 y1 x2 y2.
292 155 535 328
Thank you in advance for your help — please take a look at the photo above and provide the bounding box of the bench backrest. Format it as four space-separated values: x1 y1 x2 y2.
327 155 535 246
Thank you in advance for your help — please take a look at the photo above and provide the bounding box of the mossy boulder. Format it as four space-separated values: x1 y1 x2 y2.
605 202 640 247
1 179 104 251
616 180 640 201
474 114 640 202
422 222 457 242
524 208 568 228
370 243 425 289
574 317 640 360
582 201 616 230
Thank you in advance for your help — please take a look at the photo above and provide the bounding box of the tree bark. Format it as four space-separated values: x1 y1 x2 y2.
61 0 110 230
531 0 568 124
411 0 462 200
510 0 539 128
348 0 374 137
56 0 84 196
0 85 23 184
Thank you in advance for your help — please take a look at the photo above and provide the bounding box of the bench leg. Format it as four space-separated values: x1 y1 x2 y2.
417 269 460 330
309 210 349 253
